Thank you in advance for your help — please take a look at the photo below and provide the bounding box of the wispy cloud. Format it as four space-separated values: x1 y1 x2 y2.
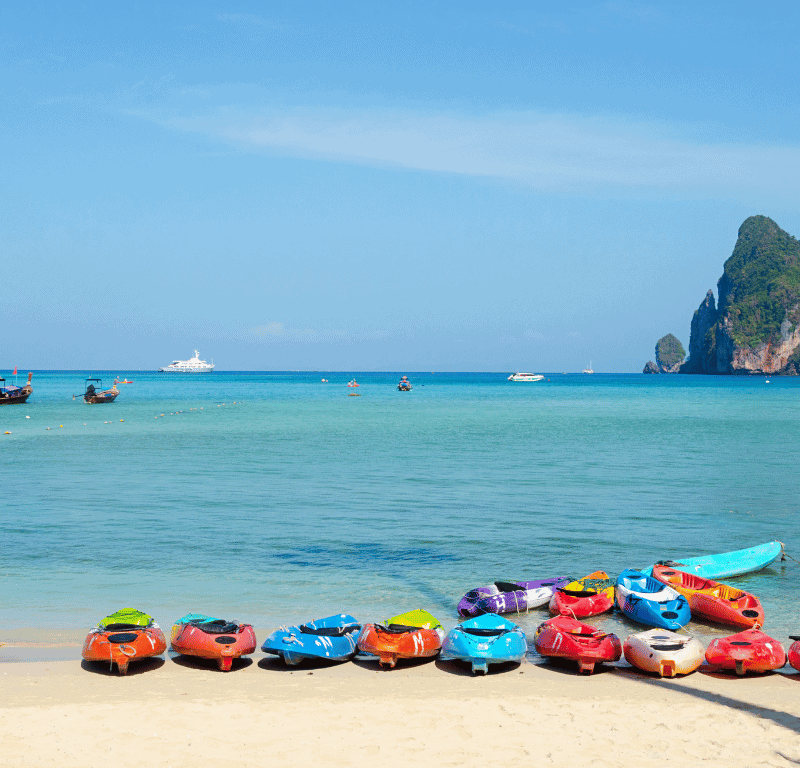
248 322 356 343
129 104 800 201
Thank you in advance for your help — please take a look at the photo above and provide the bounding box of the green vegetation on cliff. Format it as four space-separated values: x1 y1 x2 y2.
720 215 800 348
655 334 685 368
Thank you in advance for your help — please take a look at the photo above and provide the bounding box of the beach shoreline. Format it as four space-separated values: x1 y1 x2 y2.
2 654 800 767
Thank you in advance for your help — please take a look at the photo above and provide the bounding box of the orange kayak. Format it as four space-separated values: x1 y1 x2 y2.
549 571 614 618
82 608 166 674
171 616 257 671
357 609 444 668
652 565 764 628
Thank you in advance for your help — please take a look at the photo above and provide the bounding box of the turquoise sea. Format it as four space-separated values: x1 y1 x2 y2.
1 371 799 649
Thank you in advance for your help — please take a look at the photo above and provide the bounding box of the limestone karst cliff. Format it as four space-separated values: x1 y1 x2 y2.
649 216 800 375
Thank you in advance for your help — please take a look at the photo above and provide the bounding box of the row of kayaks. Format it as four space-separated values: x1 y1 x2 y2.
83 608 510 676
460 568 763 631
458 540 785 632
82 606 800 679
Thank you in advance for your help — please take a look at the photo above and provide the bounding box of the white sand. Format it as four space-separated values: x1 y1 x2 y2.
2 650 800 767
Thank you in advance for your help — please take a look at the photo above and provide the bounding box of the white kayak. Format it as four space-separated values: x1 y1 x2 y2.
623 629 705 677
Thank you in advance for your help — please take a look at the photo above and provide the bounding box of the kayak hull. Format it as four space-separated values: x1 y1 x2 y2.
651 565 764 628
623 629 704 677
644 541 784 580
534 616 621 674
357 609 444 668
549 571 614 618
82 625 167 674
261 614 361 665
705 629 786 675
457 577 570 617
441 613 527 675
615 569 691 630
788 639 800 672
171 618 256 671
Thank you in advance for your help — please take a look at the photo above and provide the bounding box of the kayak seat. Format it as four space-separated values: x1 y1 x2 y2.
661 611 679 619
561 589 597 598
650 643 684 651
377 623 421 634
494 581 523 592
102 623 146 631
191 620 239 634
299 624 360 636
107 632 139 644
730 641 751 646
462 627 507 637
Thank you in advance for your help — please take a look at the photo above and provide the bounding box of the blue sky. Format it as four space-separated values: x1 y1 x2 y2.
3 1 800 370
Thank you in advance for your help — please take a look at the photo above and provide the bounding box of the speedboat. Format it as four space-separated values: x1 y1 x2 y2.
507 373 544 382
397 376 412 391
0 372 32 404
440 613 527 674
158 350 214 373
82 608 167 674
261 614 361 665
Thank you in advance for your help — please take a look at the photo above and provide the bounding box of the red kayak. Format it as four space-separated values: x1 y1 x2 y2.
549 571 614 619
787 636 800 672
705 628 786 675
534 616 621 674
651 565 764 628
171 618 257 671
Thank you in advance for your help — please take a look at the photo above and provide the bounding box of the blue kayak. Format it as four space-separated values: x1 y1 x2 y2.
440 613 527 675
261 614 361 665
615 570 691 630
642 541 784 580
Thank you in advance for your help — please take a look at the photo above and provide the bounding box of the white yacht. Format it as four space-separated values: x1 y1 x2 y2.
158 350 215 373
582 360 595 374
507 372 544 382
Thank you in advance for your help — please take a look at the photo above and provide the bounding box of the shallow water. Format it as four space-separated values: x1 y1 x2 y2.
1 371 798 650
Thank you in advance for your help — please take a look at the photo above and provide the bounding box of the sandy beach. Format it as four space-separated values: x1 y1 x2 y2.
3 641 800 768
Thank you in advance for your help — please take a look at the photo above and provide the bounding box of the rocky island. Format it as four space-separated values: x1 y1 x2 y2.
646 215 800 375
643 334 685 373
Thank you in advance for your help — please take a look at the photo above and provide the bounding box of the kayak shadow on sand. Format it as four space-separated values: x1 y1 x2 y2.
527 656 617 676
81 657 165 676
350 654 437 672
257 656 352 673
434 658 522 677
169 653 253 673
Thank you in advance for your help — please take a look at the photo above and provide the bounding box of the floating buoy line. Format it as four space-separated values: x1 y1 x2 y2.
2 402 242 435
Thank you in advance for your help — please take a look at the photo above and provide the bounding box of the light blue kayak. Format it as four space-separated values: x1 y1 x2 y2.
642 541 784 580
440 613 527 675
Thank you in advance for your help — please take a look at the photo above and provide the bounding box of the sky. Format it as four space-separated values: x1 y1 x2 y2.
3 1 800 371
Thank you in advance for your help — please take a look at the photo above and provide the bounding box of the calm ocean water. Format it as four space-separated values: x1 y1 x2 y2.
1 371 798 648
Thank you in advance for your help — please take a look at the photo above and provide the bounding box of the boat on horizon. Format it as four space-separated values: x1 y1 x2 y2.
398 376 412 391
158 350 214 373
582 361 595 374
507 372 544 382
0 372 33 404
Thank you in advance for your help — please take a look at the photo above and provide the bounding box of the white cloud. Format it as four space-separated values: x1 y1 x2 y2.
130 104 800 201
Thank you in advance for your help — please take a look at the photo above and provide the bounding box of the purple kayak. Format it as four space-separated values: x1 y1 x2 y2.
458 577 572 617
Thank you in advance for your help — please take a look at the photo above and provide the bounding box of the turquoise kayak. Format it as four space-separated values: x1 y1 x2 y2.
642 541 784 580
440 613 527 675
